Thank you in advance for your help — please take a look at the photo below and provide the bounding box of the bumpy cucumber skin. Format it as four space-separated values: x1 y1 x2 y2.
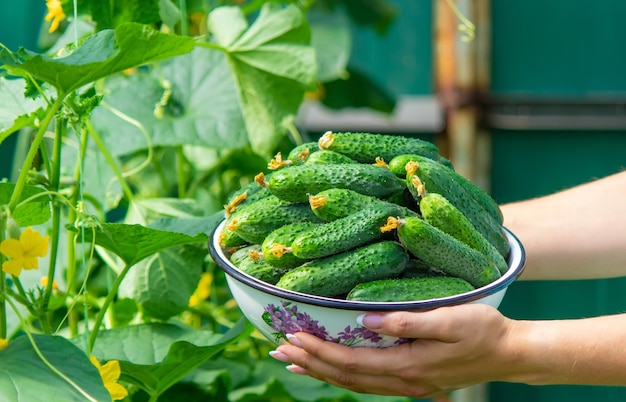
305 150 358 165
226 199 322 244
420 193 509 274
396 216 501 288
225 175 272 209
219 225 249 247
268 163 405 203
261 222 320 269
276 241 409 297
291 204 404 259
396 154 503 224
310 188 417 221
388 153 454 176
287 142 319 164
319 132 441 163
229 244 262 267
346 276 475 302
230 245 288 285
406 160 510 258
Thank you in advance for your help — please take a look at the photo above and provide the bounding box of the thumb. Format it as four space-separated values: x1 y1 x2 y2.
357 304 495 341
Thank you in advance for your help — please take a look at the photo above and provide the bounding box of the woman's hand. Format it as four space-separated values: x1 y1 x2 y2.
270 303 519 399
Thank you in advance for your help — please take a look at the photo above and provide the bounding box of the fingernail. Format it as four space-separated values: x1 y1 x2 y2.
286 333 303 348
269 350 291 363
356 313 383 329
286 364 308 375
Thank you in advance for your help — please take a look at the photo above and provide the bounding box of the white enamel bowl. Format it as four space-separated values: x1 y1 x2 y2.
209 220 525 348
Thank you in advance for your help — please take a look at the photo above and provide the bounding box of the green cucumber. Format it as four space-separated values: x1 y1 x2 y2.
420 193 509 274
388 153 455 176
225 196 322 244
346 276 475 302
230 245 288 285
308 188 417 221
224 173 273 216
318 131 441 163
390 216 501 288
305 150 358 165
291 203 404 259
268 163 405 203
397 155 503 224
261 222 320 269
275 241 409 297
405 160 510 257
287 142 319 164
230 244 262 267
218 225 249 248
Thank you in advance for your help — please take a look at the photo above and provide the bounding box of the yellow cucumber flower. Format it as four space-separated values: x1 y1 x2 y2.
89 356 128 401
0 338 8 350
0 227 49 276
188 272 213 307
45 0 66 33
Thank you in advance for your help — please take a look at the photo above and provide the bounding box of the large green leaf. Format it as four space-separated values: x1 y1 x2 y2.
0 334 110 402
229 359 413 402
119 245 204 320
88 320 254 397
90 47 248 156
0 183 51 227
75 222 207 266
208 4 317 156
1 23 195 93
0 77 47 142
91 0 161 30
309 8 351 82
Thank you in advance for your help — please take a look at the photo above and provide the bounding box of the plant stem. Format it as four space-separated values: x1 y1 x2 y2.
8 94 65 212
40 117 66 332
66 125 89 337
0 218 6 339
179 0 189 36
176 146 187 198
87 262 133 353
85 119 135 202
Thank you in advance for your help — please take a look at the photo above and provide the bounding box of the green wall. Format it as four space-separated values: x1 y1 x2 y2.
0 1 47 180
488 1 626 400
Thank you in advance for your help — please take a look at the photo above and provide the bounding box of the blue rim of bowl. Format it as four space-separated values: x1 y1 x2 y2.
208 220 526 311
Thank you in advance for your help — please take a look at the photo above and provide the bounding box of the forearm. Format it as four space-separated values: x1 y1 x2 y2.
503 313 626 385
501 170 626 280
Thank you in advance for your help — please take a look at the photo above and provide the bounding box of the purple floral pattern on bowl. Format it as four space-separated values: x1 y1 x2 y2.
262 301 412 347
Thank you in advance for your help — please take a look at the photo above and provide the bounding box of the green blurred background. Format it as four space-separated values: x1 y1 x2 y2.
2 1 626 401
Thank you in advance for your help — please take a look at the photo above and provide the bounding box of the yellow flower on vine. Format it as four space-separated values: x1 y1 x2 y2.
0 338 8 350
45 0 66 33
188 272 213 307
0 227 49 276
89 356 128 401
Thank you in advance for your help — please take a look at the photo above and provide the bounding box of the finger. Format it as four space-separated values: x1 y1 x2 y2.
277 332 414 377
275 339 434 398
360 304 497 341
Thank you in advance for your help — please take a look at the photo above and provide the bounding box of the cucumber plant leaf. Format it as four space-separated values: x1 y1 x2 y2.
90 47 248 156
0 183 51 227
118 245 204 320
0 77 47 142
87 319 253 397
0 334 111 402
1 22 195 93
208 3 318 156
73 222 207 266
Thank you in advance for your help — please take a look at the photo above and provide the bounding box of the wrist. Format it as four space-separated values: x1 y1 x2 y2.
497 319 558 385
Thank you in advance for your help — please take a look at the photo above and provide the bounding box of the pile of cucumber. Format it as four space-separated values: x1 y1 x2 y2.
218 132 510 302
